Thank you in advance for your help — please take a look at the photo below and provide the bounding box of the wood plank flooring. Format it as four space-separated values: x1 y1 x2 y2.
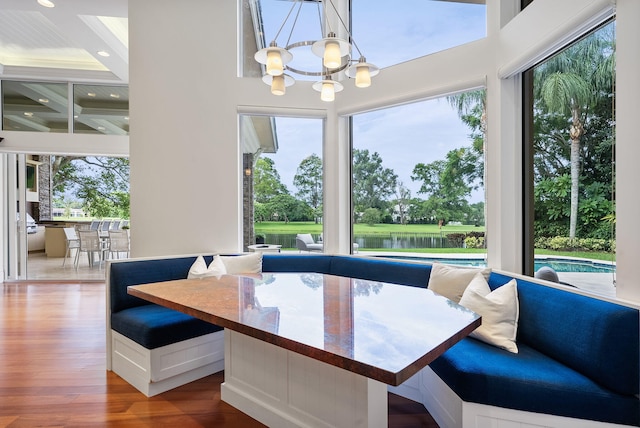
0 281 439 427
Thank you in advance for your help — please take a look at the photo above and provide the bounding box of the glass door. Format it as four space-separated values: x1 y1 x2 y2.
3 153 29 280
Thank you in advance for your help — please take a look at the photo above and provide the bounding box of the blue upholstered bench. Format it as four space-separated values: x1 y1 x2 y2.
107 256 225 397
106 253 639 427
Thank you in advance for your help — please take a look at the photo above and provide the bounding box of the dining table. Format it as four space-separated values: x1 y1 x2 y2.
128 272 481 428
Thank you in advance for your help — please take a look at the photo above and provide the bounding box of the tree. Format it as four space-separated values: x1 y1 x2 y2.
52 156 130 218
412 145 479 217
393 181 411 225
293 154 323 223
447 89 486 188
352 149 398 216
253 157 289 203
534 23 614 239
265 194 313 222
361 208 381 226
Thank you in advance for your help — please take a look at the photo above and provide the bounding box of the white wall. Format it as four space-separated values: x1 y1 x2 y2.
129 0 243 256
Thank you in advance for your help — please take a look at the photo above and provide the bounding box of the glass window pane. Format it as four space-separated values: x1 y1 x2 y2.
352 91 486 259
352 0 486 69
73 85 129 135
2 81 69 132
241 115 323 252
530 22 616 296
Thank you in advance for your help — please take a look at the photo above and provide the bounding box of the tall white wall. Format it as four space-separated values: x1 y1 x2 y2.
129 0 242 256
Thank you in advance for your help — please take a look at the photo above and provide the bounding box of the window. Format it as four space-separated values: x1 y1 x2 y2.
526 21 616 296
351 91 486 257
73 85 129 135
241 115 324 251
2 81 68 132
352 0 486 69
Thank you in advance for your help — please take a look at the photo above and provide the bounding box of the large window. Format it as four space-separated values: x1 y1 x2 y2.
527 22 616 297
241 116 324 251
351 91 486 257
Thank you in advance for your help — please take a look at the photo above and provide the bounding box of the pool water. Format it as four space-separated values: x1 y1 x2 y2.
375 255 616 273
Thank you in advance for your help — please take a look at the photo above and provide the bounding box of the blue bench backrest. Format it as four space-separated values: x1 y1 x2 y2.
109 255 211 313
489 272 639 396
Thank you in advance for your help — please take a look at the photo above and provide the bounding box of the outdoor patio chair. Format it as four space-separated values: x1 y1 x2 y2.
62 227 80 267
75 230 108 269
108 229 130 259
296 233 323 252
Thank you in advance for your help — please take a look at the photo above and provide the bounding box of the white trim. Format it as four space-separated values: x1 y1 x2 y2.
498 0 615 78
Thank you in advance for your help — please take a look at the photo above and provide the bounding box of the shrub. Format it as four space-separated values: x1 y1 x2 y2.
464 236 485 249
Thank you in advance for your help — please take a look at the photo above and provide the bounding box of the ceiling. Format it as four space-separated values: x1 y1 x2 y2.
0 0 128 84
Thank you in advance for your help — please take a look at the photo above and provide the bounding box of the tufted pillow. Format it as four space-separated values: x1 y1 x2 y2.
187 255 226 279
220 252 263 274
427 262 491 303
459 272 519 353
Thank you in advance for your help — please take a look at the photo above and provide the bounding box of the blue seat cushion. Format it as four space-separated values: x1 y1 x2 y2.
430 338 640 426
111 304 223 349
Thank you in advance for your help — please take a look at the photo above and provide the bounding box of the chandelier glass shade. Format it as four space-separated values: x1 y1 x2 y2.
254 0 379 101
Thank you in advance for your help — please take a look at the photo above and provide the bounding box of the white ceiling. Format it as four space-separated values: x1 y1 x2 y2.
0 0 128 84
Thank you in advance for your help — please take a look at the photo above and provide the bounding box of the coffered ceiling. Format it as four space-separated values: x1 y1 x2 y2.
0 0 128 84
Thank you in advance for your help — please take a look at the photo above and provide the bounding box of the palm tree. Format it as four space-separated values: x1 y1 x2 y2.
534 23 615 240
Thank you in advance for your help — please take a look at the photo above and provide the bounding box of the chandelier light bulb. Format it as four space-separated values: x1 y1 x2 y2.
271 75 286 96
323 40 341 69
320 82 335 102
266 49 284 76
355 64 371 88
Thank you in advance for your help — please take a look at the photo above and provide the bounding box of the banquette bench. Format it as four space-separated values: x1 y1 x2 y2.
106 253 639 428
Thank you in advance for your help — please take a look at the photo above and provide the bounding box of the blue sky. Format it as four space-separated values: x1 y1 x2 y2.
259 1 486 201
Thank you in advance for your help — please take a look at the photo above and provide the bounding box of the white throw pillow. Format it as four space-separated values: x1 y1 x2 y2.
220 252 263 274
187 255 227 279
459 272 519 353
427 262 491 303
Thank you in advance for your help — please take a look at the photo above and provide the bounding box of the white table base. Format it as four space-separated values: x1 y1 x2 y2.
221 329 388 428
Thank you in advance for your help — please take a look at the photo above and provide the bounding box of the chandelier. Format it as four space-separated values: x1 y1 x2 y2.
254 0 379 102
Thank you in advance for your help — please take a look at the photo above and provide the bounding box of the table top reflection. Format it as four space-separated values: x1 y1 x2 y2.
128 272 480 386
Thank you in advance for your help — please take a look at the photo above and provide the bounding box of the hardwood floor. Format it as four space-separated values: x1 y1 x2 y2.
0 281 439 427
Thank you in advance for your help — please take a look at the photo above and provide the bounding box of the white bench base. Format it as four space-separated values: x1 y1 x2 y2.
109 329 224 397
417 366 635 428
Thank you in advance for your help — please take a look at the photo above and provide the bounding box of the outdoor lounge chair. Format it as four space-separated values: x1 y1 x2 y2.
296 234 323 252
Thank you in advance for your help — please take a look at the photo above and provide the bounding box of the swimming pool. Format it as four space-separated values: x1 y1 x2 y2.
374 255 616 273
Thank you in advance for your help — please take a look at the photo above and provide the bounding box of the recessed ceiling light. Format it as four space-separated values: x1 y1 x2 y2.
24 112 34 117
97 50 110 57
37 0 55 8
97 126 106 131
110 93 120 99
124 116 129 121
88 92 96 97
38 98 49 103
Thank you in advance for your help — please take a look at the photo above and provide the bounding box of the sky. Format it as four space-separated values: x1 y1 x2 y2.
258 0 486 202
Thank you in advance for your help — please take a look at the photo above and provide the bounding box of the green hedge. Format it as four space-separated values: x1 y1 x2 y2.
534 236 615 253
